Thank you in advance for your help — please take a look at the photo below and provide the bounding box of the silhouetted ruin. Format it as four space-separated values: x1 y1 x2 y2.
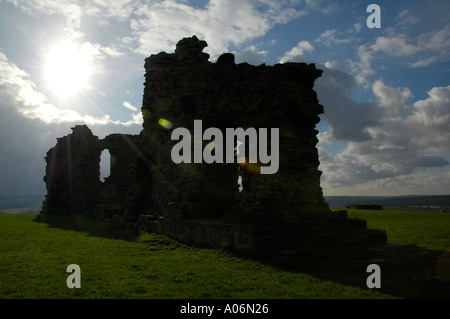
40 36 387 261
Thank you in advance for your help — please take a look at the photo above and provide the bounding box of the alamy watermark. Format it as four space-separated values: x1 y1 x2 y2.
366 264 381 288
366 4 381 29
65 4 81 29
66 264 81 288
171 120 279 175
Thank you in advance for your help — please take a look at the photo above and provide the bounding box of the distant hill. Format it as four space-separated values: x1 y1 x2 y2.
0 195 44 210
1 194 449 212
324 195 450 210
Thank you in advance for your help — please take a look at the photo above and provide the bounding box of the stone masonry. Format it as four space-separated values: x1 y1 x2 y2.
41 36 387 261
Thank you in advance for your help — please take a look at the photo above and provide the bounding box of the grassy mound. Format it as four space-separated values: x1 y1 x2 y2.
1 209 449 299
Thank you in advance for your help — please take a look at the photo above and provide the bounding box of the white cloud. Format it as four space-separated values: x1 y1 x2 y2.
317 130 334 145
87 0 137 21
413 24 450 67
7 0 307 60
8 0 138 21
321 2 340 15
130 0 306 58
358 24 450 70
322 172 450 196
234 45 267 65
320 141 449 195
353 45 375 84
130 0 272 57
318 68 450 195
395 10 419 26
61 28 128 59
371 35 419 57
315 64 378 141
364 85 450 155
316 29 351 47
279 41 314 63
6 0 77 15
372 80 413 115
374 172 450 195
343 22 450 86
353 22 363 33
255 0 307 23
0 50 140 126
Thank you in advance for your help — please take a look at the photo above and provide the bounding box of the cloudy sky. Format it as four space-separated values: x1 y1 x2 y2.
0 0 449 197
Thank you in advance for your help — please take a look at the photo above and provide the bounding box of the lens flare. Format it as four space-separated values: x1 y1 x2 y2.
123 101 138 112
86 84 107 97
237 157 261 174
158 118 173 129
237 157 248 165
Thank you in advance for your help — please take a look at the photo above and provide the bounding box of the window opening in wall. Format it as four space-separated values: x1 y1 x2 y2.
100 149 111 182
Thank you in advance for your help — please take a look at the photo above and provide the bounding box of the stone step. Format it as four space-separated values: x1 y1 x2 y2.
332 210 348 218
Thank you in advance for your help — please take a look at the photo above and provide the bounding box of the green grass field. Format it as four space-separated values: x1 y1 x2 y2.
0 209 449 299
345 208 450 251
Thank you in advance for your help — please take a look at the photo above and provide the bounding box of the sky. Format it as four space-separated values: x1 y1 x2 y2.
0 0 449 197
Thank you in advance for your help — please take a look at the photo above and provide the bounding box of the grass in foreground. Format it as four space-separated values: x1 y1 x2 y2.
0 213 400 299
344 208 450 251
335 209 450 298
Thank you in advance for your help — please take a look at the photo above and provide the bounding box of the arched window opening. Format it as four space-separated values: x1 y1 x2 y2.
100 149 111 182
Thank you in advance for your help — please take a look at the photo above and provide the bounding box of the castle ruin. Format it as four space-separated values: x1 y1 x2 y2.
40 36 387 261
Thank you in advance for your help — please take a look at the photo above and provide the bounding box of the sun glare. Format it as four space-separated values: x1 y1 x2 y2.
45 41 91 97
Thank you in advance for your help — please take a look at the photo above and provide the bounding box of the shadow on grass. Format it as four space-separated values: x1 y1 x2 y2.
33 213 450 299
34 213 141 242
264 243 450 299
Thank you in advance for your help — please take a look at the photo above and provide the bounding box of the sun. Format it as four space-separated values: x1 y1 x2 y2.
44 41 92 97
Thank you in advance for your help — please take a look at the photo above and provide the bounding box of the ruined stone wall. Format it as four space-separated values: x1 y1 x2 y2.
100 134 141 206
138 36 387 256
41 126 152 220
101 133 152 221
141 36 329 224
141 37 238 221
41 125 103 215
41 36 387 260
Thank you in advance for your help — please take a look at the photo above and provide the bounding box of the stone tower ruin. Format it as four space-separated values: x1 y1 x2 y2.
41 36 387 261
